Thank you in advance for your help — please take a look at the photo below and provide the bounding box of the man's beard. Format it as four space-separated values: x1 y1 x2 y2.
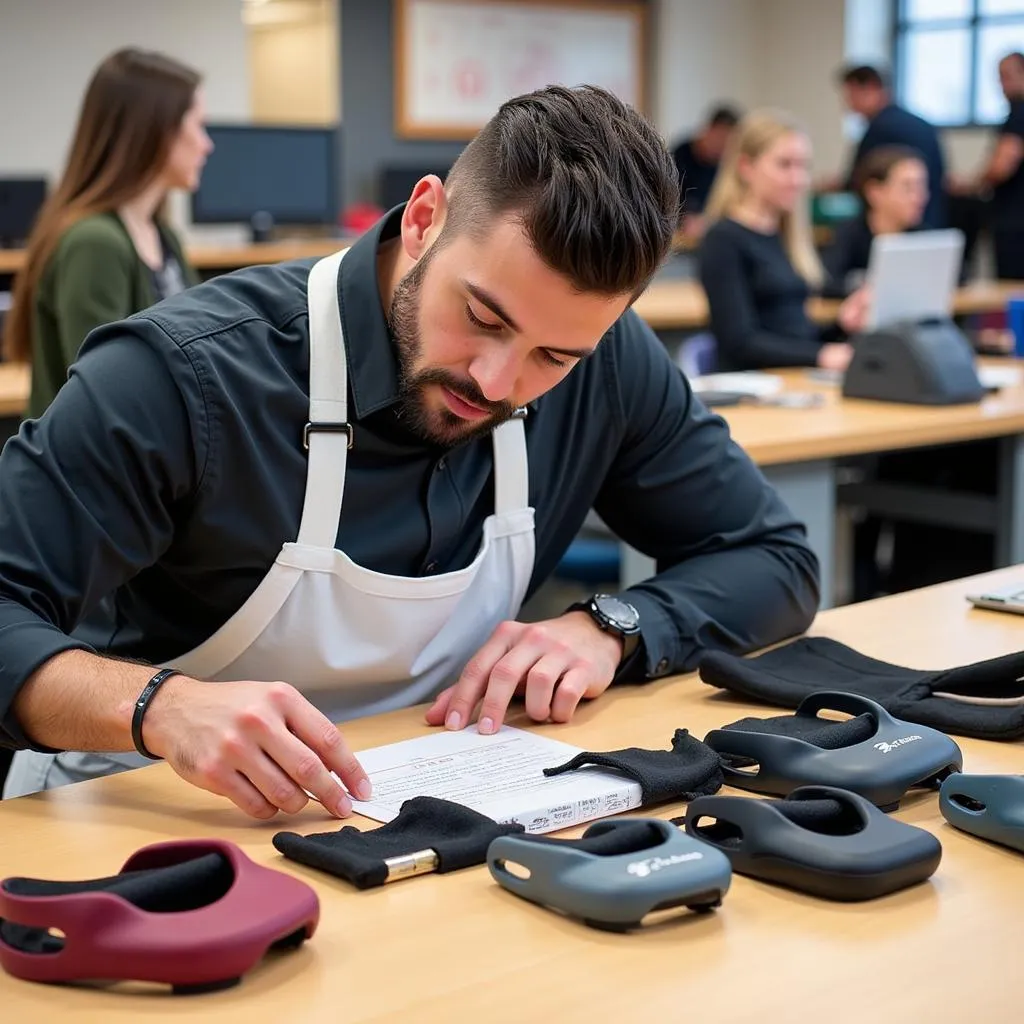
386 253 516 447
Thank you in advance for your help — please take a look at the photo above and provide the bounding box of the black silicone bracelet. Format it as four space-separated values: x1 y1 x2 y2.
130 668 181 760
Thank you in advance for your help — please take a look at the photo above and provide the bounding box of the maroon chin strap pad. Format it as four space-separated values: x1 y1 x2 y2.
0 839 320 993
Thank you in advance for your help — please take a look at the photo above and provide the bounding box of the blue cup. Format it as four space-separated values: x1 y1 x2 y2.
1008 297 1024 357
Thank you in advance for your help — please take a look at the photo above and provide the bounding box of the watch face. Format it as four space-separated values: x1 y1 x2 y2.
595 595 640 632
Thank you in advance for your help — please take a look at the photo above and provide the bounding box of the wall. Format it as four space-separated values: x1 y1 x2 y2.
652 0 760 148
654 0 852 177
0 0 249 239
0 0 249 179
340 0 666 209
339 0 471 208
754 0 849 178
248 0 340 124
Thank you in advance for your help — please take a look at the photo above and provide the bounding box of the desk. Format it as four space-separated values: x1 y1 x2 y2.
733 363 1024 606
0 240 351 279
0 363 29 419
188 239 350 272
1 568 1022 1022
617 359 1024 603
632 279 1024 332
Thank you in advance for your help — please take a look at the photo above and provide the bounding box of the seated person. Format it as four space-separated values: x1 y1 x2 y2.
823 145 928 297
0 86 819 812
672 105 741 240
699 109 868 372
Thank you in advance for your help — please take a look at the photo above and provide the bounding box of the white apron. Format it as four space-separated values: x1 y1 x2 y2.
4 249 536 798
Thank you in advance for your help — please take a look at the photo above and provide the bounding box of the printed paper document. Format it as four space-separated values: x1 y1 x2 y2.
349 726 642 834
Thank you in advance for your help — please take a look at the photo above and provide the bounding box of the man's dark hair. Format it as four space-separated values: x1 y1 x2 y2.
443 85 679 298
838 63 889 89
707 104 741 128
1002 50 1024 69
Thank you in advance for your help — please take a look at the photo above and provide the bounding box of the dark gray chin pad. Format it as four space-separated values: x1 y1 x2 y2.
704 691 963 809
679 786 942 901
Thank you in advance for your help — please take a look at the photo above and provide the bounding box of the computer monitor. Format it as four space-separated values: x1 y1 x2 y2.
865 229 965 330
191 124 340 241
378 165 451 211
0 178 47 248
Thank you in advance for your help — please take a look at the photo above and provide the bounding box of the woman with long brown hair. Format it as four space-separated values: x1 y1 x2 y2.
4 47 212 417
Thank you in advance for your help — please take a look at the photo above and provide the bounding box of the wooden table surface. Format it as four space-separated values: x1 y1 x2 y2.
1 567 1022 1022
720 358 1024 466
0 240 349 277
0 363 30 418
632 279 1024 332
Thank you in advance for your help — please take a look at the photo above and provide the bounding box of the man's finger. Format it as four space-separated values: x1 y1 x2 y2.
549 668 594 724
240 747 312 815
424 685 455 726
278 691 368 811
474 636 554 734
522 653 566 722
222 771 279 820
442 622 521 731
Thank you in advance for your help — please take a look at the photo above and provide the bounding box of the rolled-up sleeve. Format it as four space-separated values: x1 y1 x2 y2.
595 311 821 681
0 322 206 748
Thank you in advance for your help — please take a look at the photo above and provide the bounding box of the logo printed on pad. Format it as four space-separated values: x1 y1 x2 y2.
626 851 704 878
874 735 923 754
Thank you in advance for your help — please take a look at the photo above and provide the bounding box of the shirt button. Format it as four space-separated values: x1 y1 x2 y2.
425 562 439 574
655 658 669 676
436 458 447 472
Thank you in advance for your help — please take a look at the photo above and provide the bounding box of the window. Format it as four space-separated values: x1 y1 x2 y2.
895 0 1024 126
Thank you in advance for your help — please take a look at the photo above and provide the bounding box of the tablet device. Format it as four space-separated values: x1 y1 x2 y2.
865 229 965 330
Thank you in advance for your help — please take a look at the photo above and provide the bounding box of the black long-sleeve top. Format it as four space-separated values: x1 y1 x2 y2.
699 217 824 370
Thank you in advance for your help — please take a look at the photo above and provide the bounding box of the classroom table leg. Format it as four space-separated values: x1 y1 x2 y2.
762 459 836 610
996 434 1024 566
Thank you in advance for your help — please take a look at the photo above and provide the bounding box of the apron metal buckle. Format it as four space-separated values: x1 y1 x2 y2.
303 421 354 450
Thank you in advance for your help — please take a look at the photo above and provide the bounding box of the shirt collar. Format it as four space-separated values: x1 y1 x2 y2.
337 205 406 419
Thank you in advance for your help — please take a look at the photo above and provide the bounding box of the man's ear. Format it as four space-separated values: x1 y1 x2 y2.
400 175 448 260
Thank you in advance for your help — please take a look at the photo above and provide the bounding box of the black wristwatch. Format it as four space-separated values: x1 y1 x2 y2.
568 594 642 662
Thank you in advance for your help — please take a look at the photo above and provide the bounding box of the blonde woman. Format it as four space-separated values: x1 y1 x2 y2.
699 110 868 372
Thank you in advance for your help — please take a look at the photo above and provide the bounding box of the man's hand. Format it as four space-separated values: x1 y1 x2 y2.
424 612 623 734
143 677 372 820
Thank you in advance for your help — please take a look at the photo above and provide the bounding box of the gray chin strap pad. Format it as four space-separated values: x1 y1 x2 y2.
486 817 732 932
680 785 943 901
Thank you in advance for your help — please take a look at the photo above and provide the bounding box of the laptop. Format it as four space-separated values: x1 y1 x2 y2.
864 229 965 331
966 580 1024 615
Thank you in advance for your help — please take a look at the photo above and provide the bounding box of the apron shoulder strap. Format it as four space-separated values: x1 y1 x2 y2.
297 249 351 548
492 414 529 515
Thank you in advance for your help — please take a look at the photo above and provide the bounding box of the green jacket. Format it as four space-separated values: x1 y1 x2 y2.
29 212 197 419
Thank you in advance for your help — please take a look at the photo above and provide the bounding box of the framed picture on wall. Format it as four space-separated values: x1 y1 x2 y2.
393 0 648 140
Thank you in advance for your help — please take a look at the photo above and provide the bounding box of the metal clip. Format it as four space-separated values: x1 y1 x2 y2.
302 421 354 451
383 848 439 883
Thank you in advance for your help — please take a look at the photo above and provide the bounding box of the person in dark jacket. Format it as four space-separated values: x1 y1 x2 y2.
672 104 741 239
835 64 946 229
